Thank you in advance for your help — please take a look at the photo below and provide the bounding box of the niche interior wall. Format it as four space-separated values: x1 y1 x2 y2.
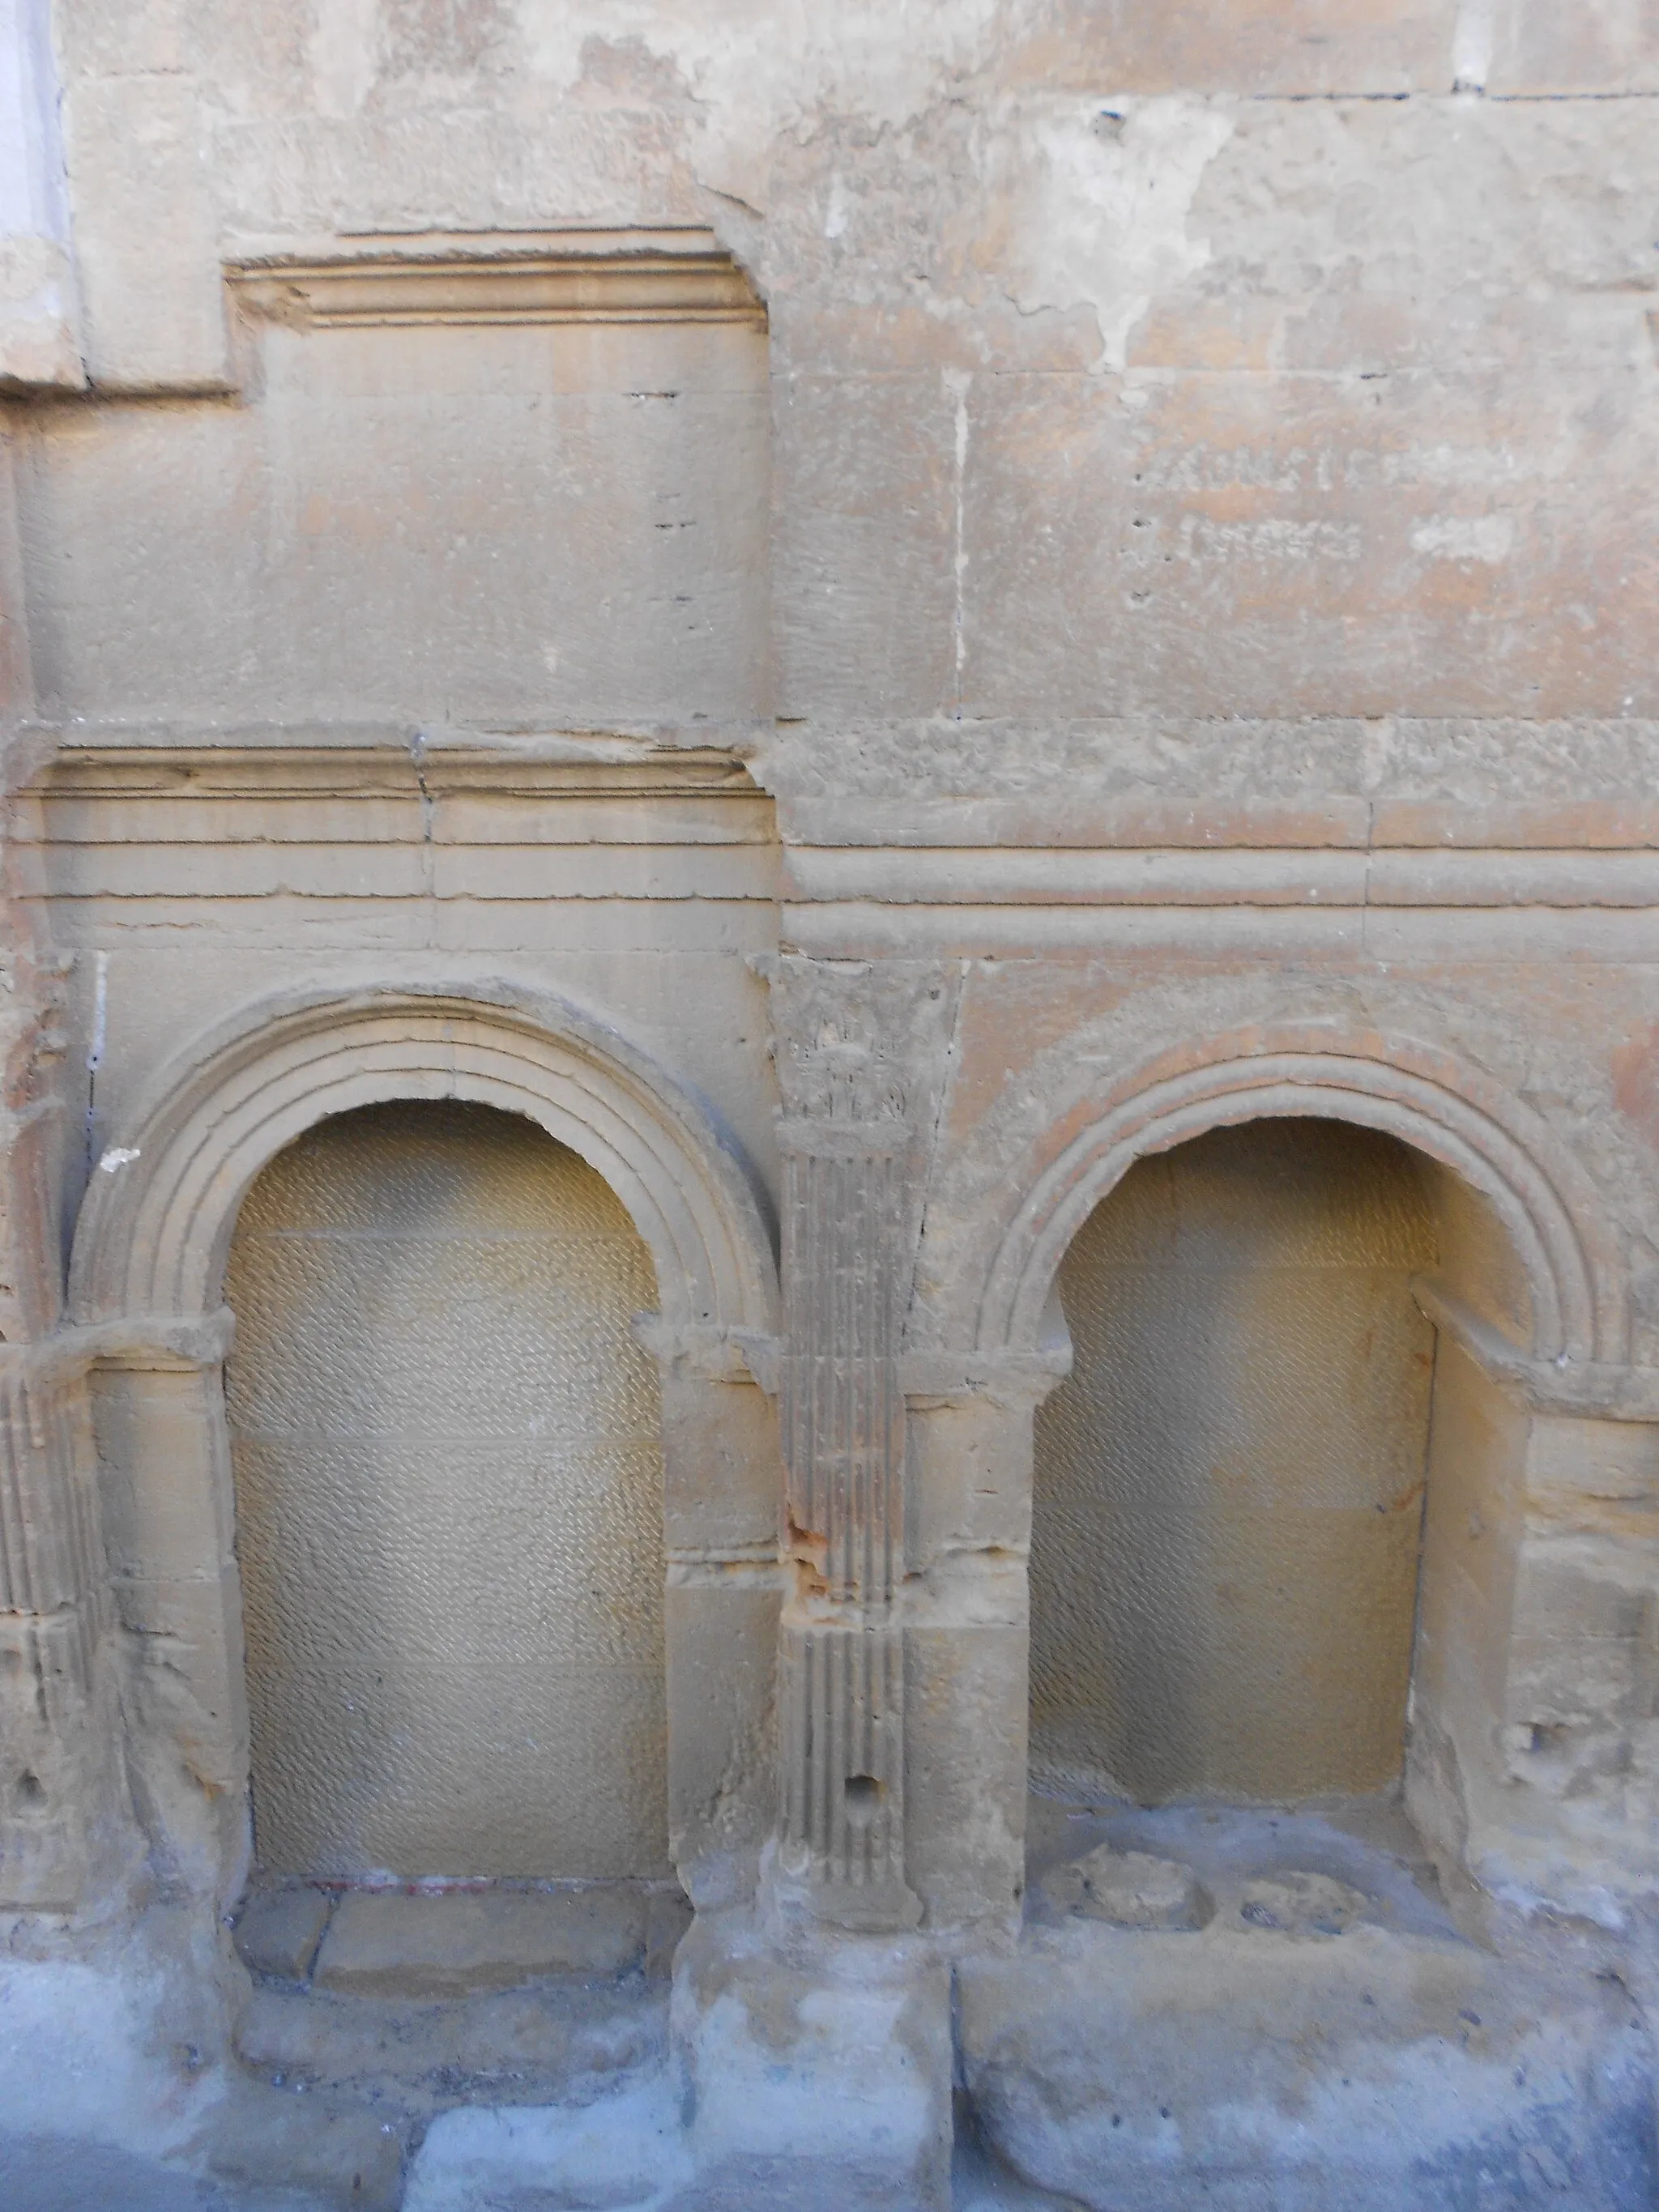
225 1099 671 1885
1031 1116 1439 1809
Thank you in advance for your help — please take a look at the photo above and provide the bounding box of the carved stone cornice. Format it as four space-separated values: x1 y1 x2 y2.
225 229 766 331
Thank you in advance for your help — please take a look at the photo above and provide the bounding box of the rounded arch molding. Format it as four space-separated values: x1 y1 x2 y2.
70 982 779 1337
967 1025 1627 1370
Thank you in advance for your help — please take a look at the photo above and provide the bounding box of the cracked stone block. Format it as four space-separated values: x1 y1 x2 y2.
232 1886 333 1983
1238 1870 1369 1937
312 1888 649 1998
1043 1847 1213 1931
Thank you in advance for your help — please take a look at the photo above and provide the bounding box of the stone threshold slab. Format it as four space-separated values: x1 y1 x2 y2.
237 1884 692 1997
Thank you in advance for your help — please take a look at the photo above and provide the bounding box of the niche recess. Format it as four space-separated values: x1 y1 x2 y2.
224 1099 670 1882
1030 1119 1440 1806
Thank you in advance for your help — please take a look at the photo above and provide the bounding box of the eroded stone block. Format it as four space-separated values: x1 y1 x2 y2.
1043 1846 1213 1931
233 1885 333 1983
672 1907 954 2211
1237 1869 1370 1937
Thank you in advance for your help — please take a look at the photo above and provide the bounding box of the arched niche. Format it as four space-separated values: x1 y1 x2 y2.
224 1097 672 1882
1030 1115 1441 1808
70 982 778 1340
973 1036 1624 1375
911 1023 1634 1921
67 984 781 1908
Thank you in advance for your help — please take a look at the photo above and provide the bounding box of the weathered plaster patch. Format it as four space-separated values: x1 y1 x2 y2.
1411 514 1516 563
517 0 1006 214
308 0 381 119
1000 97 1235 373
1452 0 1498 92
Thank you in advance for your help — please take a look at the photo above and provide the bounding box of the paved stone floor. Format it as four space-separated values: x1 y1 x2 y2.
1 2128 1070 2210
0 2136 331 2212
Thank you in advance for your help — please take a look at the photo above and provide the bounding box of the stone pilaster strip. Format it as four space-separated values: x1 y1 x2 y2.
767 955 925 1929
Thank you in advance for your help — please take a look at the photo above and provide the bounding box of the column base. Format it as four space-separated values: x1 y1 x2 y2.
672 1903 953 2210
761 1836 924 1934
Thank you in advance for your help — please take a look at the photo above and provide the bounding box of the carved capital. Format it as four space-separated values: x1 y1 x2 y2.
762 956 914 1128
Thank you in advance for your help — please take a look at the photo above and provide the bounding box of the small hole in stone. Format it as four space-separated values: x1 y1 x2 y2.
15 1771 45 1809
843 1774 882 1828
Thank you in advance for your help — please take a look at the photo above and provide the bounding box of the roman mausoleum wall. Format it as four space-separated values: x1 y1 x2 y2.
3 4 1659 2206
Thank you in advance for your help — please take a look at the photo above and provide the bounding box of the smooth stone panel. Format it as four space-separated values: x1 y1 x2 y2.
312 1889 650 1997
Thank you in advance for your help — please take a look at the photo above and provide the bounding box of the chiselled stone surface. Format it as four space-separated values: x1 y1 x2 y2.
225 1099 670 1884
1031 1120 1435 1805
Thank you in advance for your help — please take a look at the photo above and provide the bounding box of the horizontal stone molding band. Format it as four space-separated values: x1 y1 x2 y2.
775 1115 910 1162
225 228 766 330
778 794 1659 855
896 1341 1073 1406
967 1029 1625 1370
1411 1279 1659 1421
780 904 1659 963
69 982 779 1337
781 846 1659 910
0 1309 236 1385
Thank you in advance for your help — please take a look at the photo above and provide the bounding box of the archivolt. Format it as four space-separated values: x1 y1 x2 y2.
70 982 778 1337
972 1028 1625 1369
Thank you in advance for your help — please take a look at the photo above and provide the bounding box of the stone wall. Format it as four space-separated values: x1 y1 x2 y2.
2 2 1658 2199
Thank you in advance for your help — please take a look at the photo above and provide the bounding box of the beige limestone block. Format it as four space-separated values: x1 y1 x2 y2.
664 1569 779 1907
672 1910 954 2212
959 1921 1653 2208
233 1886 333 1983
61 72 230 391
1487 0 1659 90
92 1365 235 1584
774 370 959 720
659 1375 782 1558
0 237 84 391
904 1589 1029 1935
202 2072 409 2212
1002 0 1457 96
313 1887 649 1997
16 313 770 723
957 360 1659 722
